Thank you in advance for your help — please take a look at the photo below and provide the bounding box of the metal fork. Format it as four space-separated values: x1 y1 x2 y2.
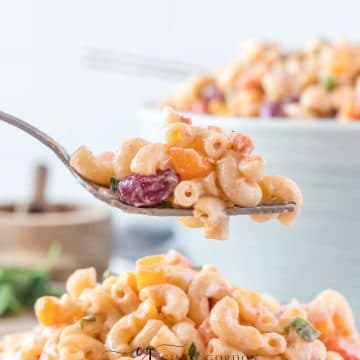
0 110 295 216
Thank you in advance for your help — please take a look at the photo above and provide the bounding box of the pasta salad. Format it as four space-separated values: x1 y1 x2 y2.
1 250 359 359
70 107 303 240
164 39 360 121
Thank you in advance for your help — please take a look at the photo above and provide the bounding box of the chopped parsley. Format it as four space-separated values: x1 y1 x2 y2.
284 317 320 342
155 201 173 208
110 177 121 193
323 76 336 91
192 265 203 271
79 314 96 330
103 269 117 280
188 342 199 360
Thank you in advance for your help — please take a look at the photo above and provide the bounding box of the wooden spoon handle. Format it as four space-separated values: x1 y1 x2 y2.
31 165 48 207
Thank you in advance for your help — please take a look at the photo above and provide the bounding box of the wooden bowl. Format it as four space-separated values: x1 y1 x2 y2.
0 203 113 281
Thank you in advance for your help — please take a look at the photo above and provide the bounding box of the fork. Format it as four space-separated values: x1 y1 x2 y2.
0 110 295 216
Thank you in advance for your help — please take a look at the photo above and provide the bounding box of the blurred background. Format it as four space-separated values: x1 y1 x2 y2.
1 0 360 329
1 0 360 202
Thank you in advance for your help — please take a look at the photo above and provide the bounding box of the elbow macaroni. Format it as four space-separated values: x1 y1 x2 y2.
139 284 189 323
209 296 265 352
70 106 303 240
66 267 97 299
174 180 203 208
188 269 229 326
115 138 149 178
111 282 140 315
193 196 229 240
2 250 358 359
130 143 170 176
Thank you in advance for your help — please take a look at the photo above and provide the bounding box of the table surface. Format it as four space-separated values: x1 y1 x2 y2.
0 311 36 336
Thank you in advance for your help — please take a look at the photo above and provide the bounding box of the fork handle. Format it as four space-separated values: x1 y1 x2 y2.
0 110 70 166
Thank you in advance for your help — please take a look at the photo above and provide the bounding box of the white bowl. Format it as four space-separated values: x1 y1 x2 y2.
139 108 360 319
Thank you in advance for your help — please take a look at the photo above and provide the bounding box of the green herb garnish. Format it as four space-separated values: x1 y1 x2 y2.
323 76 336 91
188 342 199 360
79 314 96 330
103 269 118 280
0 243 62 317
156 201 173 208
284 317 320 342
192 265 203 271
110 177 121 193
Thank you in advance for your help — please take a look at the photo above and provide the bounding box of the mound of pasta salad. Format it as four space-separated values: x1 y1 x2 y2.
1 250 359 359
70 107 303 240
164 39 360 121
